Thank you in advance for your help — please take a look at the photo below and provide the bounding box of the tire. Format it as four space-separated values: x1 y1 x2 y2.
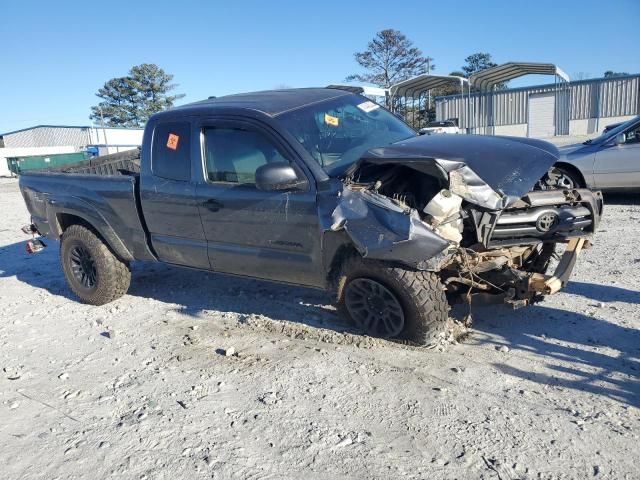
60 224 131 305
333 256 449 345
539 166 583 190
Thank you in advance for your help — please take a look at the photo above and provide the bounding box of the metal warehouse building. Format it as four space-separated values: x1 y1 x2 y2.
0 125 143 176
435 72 640 138
0 125 143 151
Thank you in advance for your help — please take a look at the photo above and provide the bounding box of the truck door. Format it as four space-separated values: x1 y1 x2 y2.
139 121 209 269
194 121 322 287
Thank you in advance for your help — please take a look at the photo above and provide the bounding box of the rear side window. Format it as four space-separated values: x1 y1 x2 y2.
152 122 191 181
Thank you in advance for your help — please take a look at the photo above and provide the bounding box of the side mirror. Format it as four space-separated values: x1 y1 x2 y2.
255 162 308 192
614 133 626 146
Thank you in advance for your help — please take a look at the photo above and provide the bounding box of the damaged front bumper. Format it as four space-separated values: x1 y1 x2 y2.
528 237 587 296
487 188 604 247
453 188 602 306
330 183 603 306
330 133 603 306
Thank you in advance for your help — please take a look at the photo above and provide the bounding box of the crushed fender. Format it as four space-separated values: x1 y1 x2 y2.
330 187 451 269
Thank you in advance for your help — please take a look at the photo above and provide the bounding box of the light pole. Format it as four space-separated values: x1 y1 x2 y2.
98 106 110 154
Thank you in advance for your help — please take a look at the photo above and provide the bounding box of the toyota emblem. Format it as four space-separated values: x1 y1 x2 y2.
536 212 559 232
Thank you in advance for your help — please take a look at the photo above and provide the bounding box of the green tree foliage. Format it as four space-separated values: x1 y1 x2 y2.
90 64 185 127
461 52 498 77
346 29 432 88
461 53 507 90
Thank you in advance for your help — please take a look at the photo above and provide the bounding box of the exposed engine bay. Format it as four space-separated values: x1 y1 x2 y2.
331 145 603 307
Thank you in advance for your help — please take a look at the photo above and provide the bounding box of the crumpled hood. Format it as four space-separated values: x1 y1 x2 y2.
349 134 559 210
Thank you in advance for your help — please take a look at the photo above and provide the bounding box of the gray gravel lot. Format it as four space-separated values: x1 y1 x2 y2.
1 177 639 479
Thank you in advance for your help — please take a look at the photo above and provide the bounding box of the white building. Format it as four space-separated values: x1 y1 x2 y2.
1 125 144 176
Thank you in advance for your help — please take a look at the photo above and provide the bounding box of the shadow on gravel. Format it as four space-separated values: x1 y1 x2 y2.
0 239 347 333
465 303 640 407
126 262 344 332
603 193 640 205
564 281 640 304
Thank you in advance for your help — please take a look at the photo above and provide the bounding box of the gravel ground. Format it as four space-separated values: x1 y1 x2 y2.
1 177 639 479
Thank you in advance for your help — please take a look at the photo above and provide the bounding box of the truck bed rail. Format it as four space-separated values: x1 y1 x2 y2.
45 148 141 176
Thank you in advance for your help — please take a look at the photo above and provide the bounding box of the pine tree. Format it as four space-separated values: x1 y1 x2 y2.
90 64 185 127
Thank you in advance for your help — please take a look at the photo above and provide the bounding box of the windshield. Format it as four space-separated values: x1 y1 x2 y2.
276 94 416 176
584 115 640 145
426 121 453 127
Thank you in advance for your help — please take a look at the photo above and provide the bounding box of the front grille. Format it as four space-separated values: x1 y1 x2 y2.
488 189 602 247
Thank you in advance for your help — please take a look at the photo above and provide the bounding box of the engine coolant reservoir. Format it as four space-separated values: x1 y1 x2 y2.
423 189 463 224
423 189 464 244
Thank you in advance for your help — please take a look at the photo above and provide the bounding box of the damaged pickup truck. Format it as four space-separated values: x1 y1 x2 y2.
19 88 603 344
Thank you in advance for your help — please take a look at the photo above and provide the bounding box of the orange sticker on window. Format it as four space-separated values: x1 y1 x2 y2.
166 133 179 150
324 113 339 127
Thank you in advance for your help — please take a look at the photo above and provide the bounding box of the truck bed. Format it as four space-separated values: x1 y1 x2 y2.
19 151 155 263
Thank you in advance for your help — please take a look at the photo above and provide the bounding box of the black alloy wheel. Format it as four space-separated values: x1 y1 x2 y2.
69 245 97 289
344 278 405 337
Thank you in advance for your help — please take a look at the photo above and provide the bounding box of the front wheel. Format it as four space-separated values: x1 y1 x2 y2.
538 166 583 190
334 257 449 345
60 225 131 305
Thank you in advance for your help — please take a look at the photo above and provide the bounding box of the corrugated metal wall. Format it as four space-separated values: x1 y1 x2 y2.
1 126 144 150
436 74 640 130
2 126 91 148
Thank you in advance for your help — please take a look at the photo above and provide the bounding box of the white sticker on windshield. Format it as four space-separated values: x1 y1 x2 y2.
356 101 380 113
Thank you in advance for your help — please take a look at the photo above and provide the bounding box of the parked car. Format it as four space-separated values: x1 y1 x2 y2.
539 115 640 192
419 120 459 135
602 121 623 133
19 89 602 344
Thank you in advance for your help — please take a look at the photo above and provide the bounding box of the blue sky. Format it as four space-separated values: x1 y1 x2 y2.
1 0 638 133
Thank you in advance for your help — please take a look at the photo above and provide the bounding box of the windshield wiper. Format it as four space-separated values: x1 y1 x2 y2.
582 139 593 145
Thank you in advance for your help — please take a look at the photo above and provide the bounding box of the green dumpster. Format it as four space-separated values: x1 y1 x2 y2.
6 151 90 175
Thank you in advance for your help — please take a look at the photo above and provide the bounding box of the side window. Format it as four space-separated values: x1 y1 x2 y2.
625 125 640 144
204 128 289 185
152 122 191 181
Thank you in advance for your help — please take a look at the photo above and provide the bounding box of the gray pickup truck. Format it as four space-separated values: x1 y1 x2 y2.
19 88 603 344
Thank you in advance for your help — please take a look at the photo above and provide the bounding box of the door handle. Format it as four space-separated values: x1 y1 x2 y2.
203 199 223 212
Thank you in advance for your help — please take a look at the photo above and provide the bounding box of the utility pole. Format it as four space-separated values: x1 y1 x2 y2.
426 58 433 120
98 106 110 155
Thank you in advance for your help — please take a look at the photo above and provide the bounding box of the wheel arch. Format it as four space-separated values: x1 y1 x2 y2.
54 210 133 263
553 162 587 188
325 242 360 290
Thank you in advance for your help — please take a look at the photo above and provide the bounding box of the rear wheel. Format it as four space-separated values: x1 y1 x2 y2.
334 257 449 345
60 225 131 305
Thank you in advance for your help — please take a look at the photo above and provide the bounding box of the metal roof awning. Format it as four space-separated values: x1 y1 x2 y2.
470 62 570 90
389 74 469 98
326 85 388 97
